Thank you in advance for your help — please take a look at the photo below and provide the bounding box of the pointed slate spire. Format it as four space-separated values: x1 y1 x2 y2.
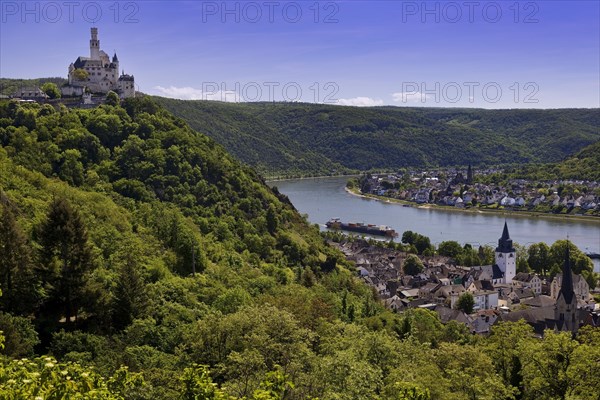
501 221 509 240
496 221 515 253
467 164 474 184
112 52 119 63
559 243 575 305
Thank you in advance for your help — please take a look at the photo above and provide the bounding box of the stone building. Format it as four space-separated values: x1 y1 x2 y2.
62 28 135 99
13 87 49 100
513 272 542 295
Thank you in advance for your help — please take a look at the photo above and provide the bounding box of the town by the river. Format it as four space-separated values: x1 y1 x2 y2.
271 177 600 272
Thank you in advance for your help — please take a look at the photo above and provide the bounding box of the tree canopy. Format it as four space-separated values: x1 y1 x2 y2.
0 97 598 399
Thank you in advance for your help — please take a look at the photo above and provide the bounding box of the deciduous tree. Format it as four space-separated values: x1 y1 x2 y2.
403 255 424 276
41 82 61 99
455 292 474 314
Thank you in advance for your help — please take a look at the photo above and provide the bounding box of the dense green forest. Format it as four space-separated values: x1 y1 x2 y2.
155 98 600 177
0 97 599 399
500 141 600 182
154 98 349 177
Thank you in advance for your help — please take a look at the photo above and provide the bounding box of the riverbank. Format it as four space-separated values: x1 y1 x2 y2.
345 186 600 224
267 174 360 183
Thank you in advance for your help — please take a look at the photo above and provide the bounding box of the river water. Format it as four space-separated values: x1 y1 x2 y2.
272 177 600 272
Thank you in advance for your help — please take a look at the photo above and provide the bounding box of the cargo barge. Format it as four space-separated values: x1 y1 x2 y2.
326 218 398 238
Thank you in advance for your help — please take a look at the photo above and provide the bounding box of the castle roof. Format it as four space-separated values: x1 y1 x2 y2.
73 56 90 69
496 221 515 253
112 52 119 62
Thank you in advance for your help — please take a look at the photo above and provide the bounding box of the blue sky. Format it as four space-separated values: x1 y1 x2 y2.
1 0 598 108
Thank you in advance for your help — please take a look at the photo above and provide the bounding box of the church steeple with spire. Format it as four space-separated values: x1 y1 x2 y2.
496 221 515 253
466 164 474 184
555 244 578 333
494 222 516 284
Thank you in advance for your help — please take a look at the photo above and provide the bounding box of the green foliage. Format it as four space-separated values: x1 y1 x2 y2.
73 69 89 81
179 364 232 400
0 198 38 315
549 240 593 275
396 308 444 345
508 140 600 182
1 96 599 400
156 98 600 176
455 292 474 314
106 91 120 106
38 197 93 325
437 240 463 258
41 82 61 99
403 255 424 276
251 367 294 400
528 242 551 276
401 231 432 255
0 312 39 357
385 382 430 400
112 247 148 330
0 356 145 399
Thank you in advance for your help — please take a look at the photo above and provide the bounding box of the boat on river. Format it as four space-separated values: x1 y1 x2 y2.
326 218 398 238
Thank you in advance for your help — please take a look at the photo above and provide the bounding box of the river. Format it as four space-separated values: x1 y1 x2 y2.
271 177 600 273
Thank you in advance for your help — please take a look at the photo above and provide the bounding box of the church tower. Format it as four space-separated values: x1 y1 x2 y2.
467 164 474 184
90 27 100 60
495 222 516 284
555 245 578 333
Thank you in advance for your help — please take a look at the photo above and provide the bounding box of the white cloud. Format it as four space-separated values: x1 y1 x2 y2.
153 85 239 102
336 97 384 107
392 91 432 104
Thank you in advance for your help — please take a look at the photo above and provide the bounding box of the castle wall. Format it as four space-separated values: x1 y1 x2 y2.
61 86 84 97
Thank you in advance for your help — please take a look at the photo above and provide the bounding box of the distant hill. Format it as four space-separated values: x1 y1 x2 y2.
155 98 600 176
513 140 600 181
0 77 68 96
153 98 346 177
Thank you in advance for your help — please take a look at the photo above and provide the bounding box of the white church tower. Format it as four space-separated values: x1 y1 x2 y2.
495 222 516 284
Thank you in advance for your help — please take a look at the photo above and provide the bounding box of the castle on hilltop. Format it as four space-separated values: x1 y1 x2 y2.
61 28 135 99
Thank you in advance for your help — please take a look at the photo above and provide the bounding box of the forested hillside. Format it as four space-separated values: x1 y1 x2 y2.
153 99 348 177
0 97 599 399
155 98 600 176
509 140 600 182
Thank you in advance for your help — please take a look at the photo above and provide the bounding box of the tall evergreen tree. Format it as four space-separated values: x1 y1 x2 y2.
0 200 37 315
112 252 147 330
38 197 92 325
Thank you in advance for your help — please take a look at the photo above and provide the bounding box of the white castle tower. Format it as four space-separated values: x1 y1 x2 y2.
495 222 516 284
90 27 100 60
